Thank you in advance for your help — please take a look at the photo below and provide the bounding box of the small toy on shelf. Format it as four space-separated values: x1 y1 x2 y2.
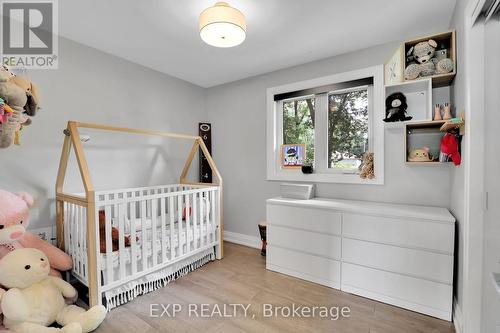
434 104 442 120
443 103 452 120
384 92 412 122
408 147 434 162
440 133 461 165
359 152 375 179
0 248 107 333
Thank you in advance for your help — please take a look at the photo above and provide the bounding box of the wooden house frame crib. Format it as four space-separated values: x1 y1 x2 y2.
55 121 223 308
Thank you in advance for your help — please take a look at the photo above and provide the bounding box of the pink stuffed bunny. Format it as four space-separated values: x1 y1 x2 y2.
0 190 72 276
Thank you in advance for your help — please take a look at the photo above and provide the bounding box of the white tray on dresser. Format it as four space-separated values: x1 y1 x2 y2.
266 197 455 321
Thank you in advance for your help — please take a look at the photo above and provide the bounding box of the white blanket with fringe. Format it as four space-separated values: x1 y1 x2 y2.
104 247 215 310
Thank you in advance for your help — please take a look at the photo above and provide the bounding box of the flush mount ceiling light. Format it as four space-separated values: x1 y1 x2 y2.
199 2 246 48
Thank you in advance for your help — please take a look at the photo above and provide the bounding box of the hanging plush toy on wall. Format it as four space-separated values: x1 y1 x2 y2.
384 92 412 122
0 65 40 148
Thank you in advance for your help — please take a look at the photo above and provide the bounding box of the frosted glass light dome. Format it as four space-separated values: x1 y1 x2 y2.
199 2 246 48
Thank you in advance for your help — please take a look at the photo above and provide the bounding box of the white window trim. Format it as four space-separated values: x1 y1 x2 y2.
266 65 385 185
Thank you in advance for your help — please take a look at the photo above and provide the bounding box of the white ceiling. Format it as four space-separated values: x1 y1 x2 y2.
60 0 457 88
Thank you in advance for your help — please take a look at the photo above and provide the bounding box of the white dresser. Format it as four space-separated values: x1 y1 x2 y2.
266 197 455 321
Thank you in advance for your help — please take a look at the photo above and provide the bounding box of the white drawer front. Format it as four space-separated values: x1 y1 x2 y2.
342 238 453 284
267 204 341 235
267 246 341 289
342 263 452 319
268 224 341 260
343 213 454 254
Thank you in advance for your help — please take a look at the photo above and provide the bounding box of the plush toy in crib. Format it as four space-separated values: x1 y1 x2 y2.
0 189 73 277
182 197 210 221
0 248 107 333
98 210 132 253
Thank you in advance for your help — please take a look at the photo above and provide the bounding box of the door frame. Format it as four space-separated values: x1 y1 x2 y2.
461 1 487 332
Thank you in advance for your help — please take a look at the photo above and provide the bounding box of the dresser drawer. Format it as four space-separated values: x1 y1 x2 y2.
267 204 341 235
341 263 452 320
343 213 454 254
267 246 341 289
268 224 341 260
342 238 453 283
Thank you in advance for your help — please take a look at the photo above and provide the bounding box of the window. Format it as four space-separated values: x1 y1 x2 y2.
267 66 384 184
282 97 315 163
327 87 369 172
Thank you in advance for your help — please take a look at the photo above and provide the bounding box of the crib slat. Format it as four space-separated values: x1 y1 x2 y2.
75 206 81 275
104 205 113 283
198 192 202 249
79 206 86 276
70 204 77 270
151 199 158 266
205 191 210 246
130 202 138 275
82 207 88 278
141 200 148 271
210 190 218 242
169 196 175 260
64 202 69 253
117 203 126 279
177 195 183 256
160 197 167 264
186 194 191 254
206 191 211 244
193 192 198 250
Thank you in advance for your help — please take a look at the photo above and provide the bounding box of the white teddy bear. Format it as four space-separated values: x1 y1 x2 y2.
0 248 106 333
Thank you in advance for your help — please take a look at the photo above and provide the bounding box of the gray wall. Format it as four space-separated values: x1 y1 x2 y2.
0 37 206 229
206 42 452 238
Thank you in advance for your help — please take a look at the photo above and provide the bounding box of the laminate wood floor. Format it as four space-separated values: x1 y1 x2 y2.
94 242 456 333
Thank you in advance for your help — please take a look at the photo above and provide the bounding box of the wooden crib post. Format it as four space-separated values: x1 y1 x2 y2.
86 196 100 307
68 122 101 307
56 132 72 250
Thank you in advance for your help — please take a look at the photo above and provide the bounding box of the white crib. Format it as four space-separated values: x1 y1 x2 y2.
55 122 223 309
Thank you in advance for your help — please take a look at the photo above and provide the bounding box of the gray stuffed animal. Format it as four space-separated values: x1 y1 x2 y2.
404 39 454 80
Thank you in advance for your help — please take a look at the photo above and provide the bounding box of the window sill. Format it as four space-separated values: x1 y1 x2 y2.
267 172 384 185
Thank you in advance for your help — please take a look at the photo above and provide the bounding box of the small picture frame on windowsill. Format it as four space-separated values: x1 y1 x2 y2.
281 144 306 169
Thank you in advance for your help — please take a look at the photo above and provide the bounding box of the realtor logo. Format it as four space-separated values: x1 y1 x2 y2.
1 0 58 69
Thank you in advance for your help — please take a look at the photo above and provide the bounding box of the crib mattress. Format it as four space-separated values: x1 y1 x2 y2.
100 223 213 270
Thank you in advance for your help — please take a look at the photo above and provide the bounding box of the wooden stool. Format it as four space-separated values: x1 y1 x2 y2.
258 221 267 256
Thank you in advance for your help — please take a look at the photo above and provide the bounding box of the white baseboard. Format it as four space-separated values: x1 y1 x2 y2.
453 297 463 333
224 231 261 249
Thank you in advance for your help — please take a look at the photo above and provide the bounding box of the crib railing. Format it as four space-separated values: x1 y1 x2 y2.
61 184 220 305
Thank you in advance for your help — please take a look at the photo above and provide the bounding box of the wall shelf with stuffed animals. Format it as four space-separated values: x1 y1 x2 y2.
385 30 456 88
404 30 456 88
383 30 461 167
384 78 433 128
404 118 463 166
